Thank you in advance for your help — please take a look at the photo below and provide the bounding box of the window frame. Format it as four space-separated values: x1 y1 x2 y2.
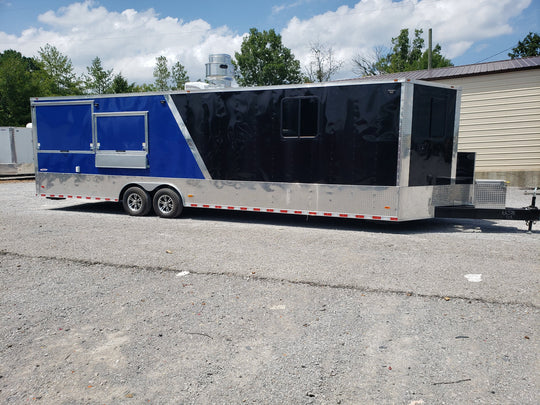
280 96 320 139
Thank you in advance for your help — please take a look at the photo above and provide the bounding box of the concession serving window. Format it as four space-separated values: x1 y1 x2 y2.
93 111 148 169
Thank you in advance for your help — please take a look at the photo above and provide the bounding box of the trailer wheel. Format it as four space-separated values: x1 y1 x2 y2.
153 188 183 218
122 186 152 216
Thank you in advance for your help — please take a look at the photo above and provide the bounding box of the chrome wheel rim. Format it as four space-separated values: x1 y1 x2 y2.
158 195 174 214
127 193 142 211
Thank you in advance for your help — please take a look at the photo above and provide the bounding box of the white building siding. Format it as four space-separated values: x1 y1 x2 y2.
435 69 540 186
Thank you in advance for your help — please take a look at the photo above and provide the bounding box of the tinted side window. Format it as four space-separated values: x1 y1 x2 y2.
282 98 299 137
281 97 319 138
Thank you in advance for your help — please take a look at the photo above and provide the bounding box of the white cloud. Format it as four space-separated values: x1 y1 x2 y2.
0 0 534 84
272 0 314 15
282 0 532 78
0 0 243 84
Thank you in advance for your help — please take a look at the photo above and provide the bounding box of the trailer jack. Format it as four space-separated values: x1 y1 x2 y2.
525 187 538 232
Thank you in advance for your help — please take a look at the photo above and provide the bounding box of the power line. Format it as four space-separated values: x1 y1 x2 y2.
474 46 515 64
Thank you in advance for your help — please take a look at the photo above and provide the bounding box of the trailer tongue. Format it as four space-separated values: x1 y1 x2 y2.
435 186 539 231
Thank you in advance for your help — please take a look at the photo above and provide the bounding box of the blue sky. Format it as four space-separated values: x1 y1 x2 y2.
0 0 538 84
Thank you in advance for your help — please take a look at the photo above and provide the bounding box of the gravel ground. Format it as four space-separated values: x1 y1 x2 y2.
0 181 538 404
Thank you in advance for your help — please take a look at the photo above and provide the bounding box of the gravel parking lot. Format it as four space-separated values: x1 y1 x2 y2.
1 180 538 404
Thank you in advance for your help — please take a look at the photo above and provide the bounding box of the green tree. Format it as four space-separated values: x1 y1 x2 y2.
111 73 137 93
133 83 157 92
417 44 451 70
0 50 43 126
233 28 303 86
153 56 171 91
508 32 540 58
84 57 113 94
171 61 189 90
354 28 452 76
37 44 82 95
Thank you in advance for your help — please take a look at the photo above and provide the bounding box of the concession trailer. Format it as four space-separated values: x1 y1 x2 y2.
30 79 539 228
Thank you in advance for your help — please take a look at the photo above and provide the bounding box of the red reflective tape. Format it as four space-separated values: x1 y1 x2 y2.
339 214 348 218
372 216 382 220
86 197 91 200
228 206 235 210
390 217 398 221
215 205 222 209
356 215 365 219
76 196 82 199
280 210 288 213
104 198 110 201
40 194 46 197
202 204 210 208
308 211 317 215
266 209 274 212
294 210 302 214
253 208 261 211
190 203 198 207
240 207 248 211
95 197 101 201
114 199 118 202
324 213 332 216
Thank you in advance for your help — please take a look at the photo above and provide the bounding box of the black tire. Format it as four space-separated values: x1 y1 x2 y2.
153 188 183 218
122 186 152 216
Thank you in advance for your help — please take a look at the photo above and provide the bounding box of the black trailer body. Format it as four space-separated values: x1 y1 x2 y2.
171 81 457 188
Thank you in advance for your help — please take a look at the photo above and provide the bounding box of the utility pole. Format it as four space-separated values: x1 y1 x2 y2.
428 28 433 70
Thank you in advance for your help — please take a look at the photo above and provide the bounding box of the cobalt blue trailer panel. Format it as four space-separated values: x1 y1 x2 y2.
33 94 205 179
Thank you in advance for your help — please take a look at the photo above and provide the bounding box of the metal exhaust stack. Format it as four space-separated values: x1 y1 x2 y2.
205 54 235 88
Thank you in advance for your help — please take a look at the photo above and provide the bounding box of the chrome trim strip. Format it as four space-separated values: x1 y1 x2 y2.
31 100 94 107
93 111 148 117
37 150 95 154
450 88 462 184
31 103 39 195
396 81 413 187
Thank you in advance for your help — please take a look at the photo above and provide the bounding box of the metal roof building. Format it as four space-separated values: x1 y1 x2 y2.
356 56 540 187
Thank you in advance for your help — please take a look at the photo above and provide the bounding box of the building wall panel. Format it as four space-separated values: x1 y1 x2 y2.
436 69 540 186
